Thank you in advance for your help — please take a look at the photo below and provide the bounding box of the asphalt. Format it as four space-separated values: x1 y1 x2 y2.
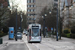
0 35 28 50
23 35 75 50
0 35 75 50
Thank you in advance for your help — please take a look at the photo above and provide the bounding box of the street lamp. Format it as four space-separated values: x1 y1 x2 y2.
14 7 18 41
45 14 47 16
42 14 47 38
49 11 51 14
42 16 44 18
20 12 23 33
56 9 58 41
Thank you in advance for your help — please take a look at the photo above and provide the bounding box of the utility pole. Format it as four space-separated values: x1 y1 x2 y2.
15 9 17 41
58 0 61 39
20 13 22 33
43 16 45 38
56 8 58 41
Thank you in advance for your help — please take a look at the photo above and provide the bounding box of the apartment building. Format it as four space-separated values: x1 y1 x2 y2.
27 0 35 24
27 0 54 24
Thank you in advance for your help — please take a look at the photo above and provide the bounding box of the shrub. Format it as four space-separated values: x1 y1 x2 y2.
66 33 71 38
3 26 9 33
63 30 70 34
71 26 75 34
70 34 75 38
0 33 3 37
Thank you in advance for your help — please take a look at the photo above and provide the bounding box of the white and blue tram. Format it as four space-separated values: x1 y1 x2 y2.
27 24 41 43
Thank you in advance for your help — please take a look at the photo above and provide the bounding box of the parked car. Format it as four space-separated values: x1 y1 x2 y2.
16 32 22 40
23 31 28 36
23 31 26 34
17 30 21 32
25 31 28 36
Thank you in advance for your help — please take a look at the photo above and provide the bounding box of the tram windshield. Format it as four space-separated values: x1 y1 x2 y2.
32 28 39 37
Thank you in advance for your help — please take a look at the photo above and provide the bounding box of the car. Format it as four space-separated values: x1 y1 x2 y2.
17 30 21 32
23 31 26 34
16 32 22 40
25 31 28 36
23 31 28 36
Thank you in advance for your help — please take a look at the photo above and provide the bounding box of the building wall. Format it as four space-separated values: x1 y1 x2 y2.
27 0 54 24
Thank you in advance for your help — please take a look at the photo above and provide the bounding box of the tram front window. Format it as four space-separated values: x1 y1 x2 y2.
32 28 39 37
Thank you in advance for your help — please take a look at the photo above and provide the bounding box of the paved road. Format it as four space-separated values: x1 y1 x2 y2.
23 35 75 50
0 35 75 50
0 35 28 50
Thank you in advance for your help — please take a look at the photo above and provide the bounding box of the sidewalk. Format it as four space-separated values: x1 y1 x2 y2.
0 35 24 50
0 35 9 50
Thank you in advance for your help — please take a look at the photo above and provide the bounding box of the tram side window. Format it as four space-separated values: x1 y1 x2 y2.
29 29 31 36
40 29 41 36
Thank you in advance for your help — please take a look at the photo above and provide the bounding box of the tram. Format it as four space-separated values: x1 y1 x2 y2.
27 24 41 43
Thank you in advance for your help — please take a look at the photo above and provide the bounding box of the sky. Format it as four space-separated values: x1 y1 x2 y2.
9 0 27 14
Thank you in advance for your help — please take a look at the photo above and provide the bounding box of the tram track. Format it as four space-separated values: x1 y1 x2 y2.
31 42 56 50
31 43 40 50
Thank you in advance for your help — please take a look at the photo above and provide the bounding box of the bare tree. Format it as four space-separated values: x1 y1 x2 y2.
0 0 10 32
38 6 57 30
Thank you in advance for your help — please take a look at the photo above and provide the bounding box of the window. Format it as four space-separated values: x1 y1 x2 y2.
28 14 30 16
33 9 35 11
31 5 33 7
54 3 58 6
31 5 35 7
30 14 33 16
34 5 36 7
31 14 33 16
27 9 30 12
31 9 34 12
27 5 31 7
54 0 58 1
28 18 31 20
33 0 35 3
31 0 35 3
27 0 35 3
31 14 35 16
31 0 33 3
74 0 75 2
27 0 30 3
31 9 35 12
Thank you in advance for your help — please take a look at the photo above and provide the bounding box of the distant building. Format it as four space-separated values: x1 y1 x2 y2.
27 0 54 24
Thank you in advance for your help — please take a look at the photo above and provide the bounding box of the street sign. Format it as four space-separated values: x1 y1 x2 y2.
19 27 21 29
51 27 53 31
45 27 47 29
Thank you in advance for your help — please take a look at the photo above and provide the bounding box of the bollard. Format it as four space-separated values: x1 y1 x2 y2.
0 38 3 44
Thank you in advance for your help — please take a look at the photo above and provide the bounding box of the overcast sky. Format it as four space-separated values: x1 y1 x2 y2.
8 0 70 14
9 0 27 13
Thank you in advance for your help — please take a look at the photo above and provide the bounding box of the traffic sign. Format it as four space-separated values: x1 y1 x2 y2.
51 27 53 31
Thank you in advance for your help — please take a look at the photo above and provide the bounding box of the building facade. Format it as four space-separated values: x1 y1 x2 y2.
27 0 54 24
27 0 35 24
